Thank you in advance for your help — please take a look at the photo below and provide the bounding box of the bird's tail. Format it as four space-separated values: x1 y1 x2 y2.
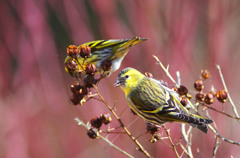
118 37 147 52
187 114 213 133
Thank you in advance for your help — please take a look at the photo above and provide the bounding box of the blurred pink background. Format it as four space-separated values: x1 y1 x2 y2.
1 0 240 157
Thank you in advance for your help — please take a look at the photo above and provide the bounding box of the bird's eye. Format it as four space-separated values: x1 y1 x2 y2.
125 75 129 79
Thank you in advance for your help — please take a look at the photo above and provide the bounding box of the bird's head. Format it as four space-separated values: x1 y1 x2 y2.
114 67 145 95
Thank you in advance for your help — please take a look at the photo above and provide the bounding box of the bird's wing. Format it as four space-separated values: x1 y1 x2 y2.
128 78 180 113
86 39 127 52
82 39 128 64
128 78 195 122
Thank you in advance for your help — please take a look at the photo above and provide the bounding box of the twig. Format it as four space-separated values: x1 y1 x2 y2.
213 136 220 158
179 142 191 158
153 55 178 87
216 65 240 120
74 118 134 158
163 125 180 158
181 124 193 158
208 125 240 146
93 85 151 158
203 104 240 121
176 71 181 87
178 70 193 158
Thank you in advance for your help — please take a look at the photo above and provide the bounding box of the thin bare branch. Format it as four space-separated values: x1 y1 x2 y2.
93 85 151 158
74 118 134 158
181 124 193 158
203 104 240 121
216 65 240 120
163 125 180 158
153 55 178 87
213 136 220 158
208 125 240 146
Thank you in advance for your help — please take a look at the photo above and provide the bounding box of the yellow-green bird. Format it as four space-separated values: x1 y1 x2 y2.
115 67 213 133
65 37 147 77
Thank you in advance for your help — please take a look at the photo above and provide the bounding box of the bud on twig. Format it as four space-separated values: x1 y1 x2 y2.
90 117 102 129
101 60 112 72
201 69 210 80
66 45 78 57
177 85 188 96
146 123 160 134
85 64 97 76
194 80 204 91
100 113 112 125
87 128 98 139
216 90 228 103
79 45 91 58
204 92 214 105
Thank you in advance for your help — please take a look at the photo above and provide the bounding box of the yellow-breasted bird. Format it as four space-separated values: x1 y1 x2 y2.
65 37 147 77
115 67 213 133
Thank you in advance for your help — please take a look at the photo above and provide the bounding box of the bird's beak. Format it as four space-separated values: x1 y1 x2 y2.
114 79 122 87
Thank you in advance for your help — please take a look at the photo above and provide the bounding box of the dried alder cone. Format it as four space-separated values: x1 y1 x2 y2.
87 128 98 139
101 60 112 72
100 113 112 125
66 45 78 57
90 117 103 129
70 83 88 105
201 69 210 80
216 90 228 103
79 45 91 58
146 123 160 135
196 92 205 102
204 92 214 105
87 113 112 139
177 85 188 96
194 80 204 91
180 97 188 107
85 63 97 75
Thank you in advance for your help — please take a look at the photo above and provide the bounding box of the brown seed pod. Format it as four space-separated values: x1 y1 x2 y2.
70 94 81 105
177 85 188 96
70 84 82 94
194 80 204 91
70 84 88 95
84 75 97 88
79 45 91 58
90 117 102 129
66 45 78 57
195 92 205 102
201 69 210 80
150 134 161 143
85 64 97 76
100 113 112 125
65 58 78 73
204 92 214 105
180 97 188 106
145 72 153 78
216 90 228 103
100 60 112 72
87 128 98 139
146 123 160 135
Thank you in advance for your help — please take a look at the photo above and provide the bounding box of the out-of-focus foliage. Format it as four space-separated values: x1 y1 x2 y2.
1 0 240 157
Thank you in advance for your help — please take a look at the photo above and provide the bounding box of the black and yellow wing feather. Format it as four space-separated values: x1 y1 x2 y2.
127 77 213 133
